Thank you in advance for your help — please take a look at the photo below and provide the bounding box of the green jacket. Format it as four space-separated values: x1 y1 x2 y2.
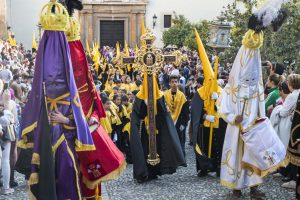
265 87 280 115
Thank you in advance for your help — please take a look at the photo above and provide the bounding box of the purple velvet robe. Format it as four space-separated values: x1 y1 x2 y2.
20 31 95 200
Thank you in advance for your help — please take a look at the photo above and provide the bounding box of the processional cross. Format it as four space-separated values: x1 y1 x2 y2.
112 29 187 166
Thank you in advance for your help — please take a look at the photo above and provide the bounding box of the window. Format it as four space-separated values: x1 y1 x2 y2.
164 15 172 28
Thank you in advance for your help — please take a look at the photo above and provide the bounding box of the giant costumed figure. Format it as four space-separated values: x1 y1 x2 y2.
17 1 96 199
62 1 126 199
218 0 289 198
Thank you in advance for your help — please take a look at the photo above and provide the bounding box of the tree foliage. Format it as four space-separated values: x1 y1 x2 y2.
183 20 210 51
162 1 300 72
223 0 300 72
162 14 210 51
162 14 192 48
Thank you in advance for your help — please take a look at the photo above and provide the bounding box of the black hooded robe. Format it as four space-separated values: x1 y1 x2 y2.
130 97 186 182
175 101 190 157
191 92 226 175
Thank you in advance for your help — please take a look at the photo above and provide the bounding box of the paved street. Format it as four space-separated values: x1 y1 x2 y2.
0 144 295 200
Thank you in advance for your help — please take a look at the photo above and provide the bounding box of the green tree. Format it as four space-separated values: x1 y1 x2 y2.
162 14 211 51
222 1 254 63
183 20 210 51
162 14 192 48
260 2 300 72
223 1 300 72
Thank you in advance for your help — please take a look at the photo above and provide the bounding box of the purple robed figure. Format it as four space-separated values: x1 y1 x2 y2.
19 30 95 200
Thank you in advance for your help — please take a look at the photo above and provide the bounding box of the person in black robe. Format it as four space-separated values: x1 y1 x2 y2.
130 76 186 183
191 91 226 177
164 73 190 158
287 92 300 199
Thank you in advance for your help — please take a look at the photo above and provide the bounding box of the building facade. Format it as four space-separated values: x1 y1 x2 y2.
81 0 234 48
0 0 7 39
80 0 147 48
4 0 235 49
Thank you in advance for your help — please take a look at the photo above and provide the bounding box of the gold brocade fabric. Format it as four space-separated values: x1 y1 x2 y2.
129 83 140 92
120 84 131 93
32 33 37 50
242 30 264 49
100 114 112 136
108 105 122 126
117 105 129 119
104 84 113 94
136 73 163 115
122 103 132 135
198 86 222 128
126 103 133 116
8 32 17 47
46 93 71 112
195 28 221 128
39 1 69 32
66 17 80 42
122 122 130 135
164 89 187 123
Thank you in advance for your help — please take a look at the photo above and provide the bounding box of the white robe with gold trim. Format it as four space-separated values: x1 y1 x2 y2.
218 45 264 189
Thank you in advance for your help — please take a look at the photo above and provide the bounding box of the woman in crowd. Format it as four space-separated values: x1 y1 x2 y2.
265 73 281 117
0 82 16 194
270 81 290 135
271 74 300 189
8 83 23 188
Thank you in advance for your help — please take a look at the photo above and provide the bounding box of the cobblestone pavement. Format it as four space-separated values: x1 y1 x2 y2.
1 144 295 200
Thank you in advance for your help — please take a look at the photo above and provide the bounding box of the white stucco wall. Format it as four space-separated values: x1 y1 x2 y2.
145 0 236 48
7 0 48 49
8 0 240 49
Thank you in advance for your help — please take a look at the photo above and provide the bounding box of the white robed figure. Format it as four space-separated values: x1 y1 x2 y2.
218 31 286 199
218 2 289 196
218 30 265 190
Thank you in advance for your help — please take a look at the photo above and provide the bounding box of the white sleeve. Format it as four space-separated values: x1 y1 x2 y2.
218 87 237 125
10 101 18 123
279 94 296 118
0 110 12 127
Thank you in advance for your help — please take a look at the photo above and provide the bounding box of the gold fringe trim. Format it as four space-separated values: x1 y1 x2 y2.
52 134 66 154
63 124 77 130
78 83 88 92
22 122 37 136
100 160 126 182
17 139 34 149
95 183 101 200
195 144 202 156
241 157 289 178
85 101 94 120
75 139 96 152
73 93 81 107
82 160 127 190
28 172 39 186
286 151 300 167
219 113 236 126
220 179 262 190
31 153 40 165
83 195 102 200
66 139 82 200
220 179 237 189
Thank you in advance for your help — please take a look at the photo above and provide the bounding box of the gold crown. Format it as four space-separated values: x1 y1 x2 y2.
66 17 80 41
39 1 69 32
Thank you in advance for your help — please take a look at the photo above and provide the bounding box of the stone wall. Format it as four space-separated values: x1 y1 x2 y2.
0 0 7 39
80 0 147 47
